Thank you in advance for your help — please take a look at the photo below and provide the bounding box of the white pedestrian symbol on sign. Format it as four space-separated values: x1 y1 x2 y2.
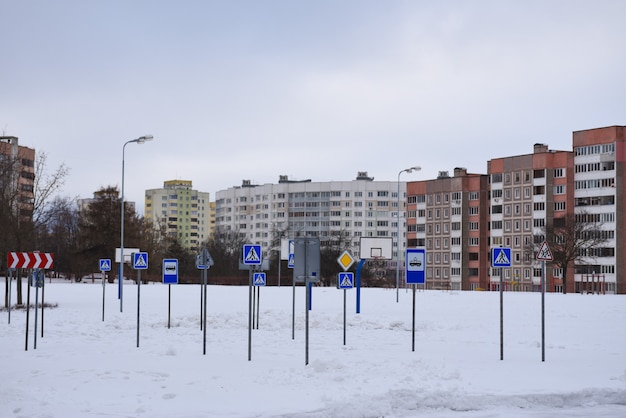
495 250 510 265
340 275 353 287
245 247 260 263
134 254 147 268
254 273 266 285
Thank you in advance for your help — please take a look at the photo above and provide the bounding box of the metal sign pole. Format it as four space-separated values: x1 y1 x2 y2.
25 271 31 351
8 269 12 324
412 284 416 352
40 272 45 338
541 260 546 362
256 285 260 330
343 288 347 346
305 278 310 366
252 285 256 329
500 268 504 360
199 269 203 331
136 270 141 348
203 267 208 355
102 269 106 322
34 272 39 350
292 271 296 340
248 267 253 361
168 284 171 329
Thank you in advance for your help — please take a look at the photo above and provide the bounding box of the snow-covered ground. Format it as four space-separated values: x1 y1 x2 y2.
1 278 625 418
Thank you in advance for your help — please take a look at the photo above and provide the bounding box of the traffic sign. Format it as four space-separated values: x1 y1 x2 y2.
288 239 294 268
338 272 354 289
196 248 214 269
536 241 553 261
492 248 512 267
243 244 262 266
406 248 425 284
7 252 54 269
163 259 178 284
99 259 112 271
337 251 355 271
253 272 266 286
132 252 148 270
288 253 295 268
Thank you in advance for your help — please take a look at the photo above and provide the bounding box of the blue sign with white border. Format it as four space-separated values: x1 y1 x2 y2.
132 252 148 270
253 272 266 286
492 247 512 268
406 248 426 284
163 259 178 284
338 272 354 289
288 239 295 268
99 259 112 272
243 244 262 266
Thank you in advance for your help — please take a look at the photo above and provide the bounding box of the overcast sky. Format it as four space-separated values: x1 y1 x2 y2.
2 0 625 213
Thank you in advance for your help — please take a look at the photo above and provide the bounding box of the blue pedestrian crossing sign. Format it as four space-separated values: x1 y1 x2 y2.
338 272 354 289
253 272 266 286
492 247 512 267
99 259 111 272
132 252 148 270
243 244 262 265
288 253 295 268
288 240 294 268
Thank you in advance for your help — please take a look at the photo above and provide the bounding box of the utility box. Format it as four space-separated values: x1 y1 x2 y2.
293 237 320 283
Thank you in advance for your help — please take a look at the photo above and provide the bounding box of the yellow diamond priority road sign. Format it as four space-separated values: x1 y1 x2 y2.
337 251 355 271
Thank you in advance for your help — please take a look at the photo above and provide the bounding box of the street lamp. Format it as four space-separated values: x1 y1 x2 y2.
396 166 421 302
120 135 154 312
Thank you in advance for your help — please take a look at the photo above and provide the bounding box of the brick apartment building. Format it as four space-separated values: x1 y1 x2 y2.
0 136 36 221
406 126 624 294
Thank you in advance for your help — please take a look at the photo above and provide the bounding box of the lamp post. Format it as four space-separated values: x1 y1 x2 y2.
396 166 421 303
119 135 154 312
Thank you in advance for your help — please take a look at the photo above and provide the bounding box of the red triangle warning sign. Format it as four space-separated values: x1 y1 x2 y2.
536 241 553 261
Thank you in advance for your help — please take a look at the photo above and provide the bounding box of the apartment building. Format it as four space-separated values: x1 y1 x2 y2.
78 188 136 213
572 126 625 294
145 180 212 251
0 136 36 221
487 144 574 292
405 126 624 294
406 168 490 290
214 172 407 264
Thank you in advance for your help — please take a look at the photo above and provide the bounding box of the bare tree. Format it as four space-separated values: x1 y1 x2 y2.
538 211 608 294
33 152 70 237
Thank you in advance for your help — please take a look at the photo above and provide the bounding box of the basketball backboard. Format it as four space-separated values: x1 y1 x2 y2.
359 237 392 260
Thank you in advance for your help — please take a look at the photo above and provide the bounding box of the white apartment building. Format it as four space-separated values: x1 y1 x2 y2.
214 172 408 261
572 127 622 294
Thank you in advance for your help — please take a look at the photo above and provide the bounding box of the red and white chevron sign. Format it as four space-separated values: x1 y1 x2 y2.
7 252 54 269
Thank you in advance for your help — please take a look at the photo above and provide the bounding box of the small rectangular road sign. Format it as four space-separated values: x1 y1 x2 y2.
338 272 354 289
492 248 512 267
253 272 266 286
406 248 425 284
163 259 178 284
99 259 112 271
243 244 262 266
132 252 148 270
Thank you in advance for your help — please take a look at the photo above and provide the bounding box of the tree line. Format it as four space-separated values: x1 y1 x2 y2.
3 150 608 306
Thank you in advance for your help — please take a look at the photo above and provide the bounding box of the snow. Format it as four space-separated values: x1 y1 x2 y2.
1 278 625 418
